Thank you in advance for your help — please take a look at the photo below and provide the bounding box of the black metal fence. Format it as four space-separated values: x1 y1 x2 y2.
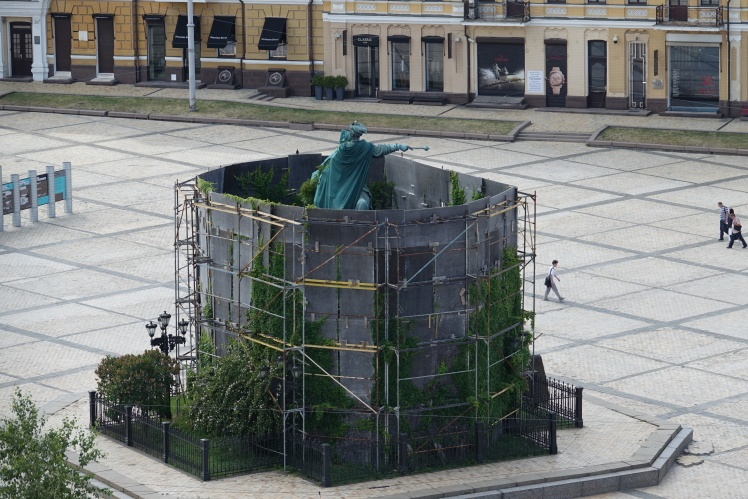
90 391 560 486
525 375 583 429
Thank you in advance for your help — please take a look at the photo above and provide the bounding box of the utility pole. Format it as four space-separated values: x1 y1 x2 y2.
187 0 197 111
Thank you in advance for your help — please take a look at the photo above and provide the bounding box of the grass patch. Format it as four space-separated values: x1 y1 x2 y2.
599 126 748 149
0 92 519 135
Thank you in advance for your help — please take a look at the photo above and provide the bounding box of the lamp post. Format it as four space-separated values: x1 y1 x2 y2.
146 311 188 355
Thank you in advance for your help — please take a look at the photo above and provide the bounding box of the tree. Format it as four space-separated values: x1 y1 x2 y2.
95 349 180 418
0 389 105 499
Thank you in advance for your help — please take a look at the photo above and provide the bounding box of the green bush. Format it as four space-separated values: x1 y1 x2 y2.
311 73 325 87
322 75 336 88
95 349 180 418
332 75 349 88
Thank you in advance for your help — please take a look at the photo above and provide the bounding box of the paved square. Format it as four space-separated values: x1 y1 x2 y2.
0 108 747 499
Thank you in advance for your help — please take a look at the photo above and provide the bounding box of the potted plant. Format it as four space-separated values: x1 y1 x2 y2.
312 73 325 100
322 76 336 101
333 75 348 101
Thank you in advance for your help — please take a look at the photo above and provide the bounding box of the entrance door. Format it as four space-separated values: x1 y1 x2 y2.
669 0 688 21
147 21 166 81
587 41 606 108
629 42 646 109
181 45 201 82
53 16 72 74
96 17 115 76
10 22 33 77
545 42 567 107
355 46 379 98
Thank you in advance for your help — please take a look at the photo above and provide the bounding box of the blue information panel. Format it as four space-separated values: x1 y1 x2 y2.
2 170 66 215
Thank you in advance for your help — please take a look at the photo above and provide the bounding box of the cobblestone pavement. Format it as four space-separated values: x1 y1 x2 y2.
0 104 747 498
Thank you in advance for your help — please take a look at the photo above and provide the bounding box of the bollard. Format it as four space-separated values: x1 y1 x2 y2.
321 443 331 487
63 162 72 214
201 439 210 481
29 170 38 223
162 422 171 463
46 166 56 219
399 433 409 475
125 405 133 446
549 413 558 455
11 174 21 227
575 386 584 428
88 391 97 429
475 422 485 464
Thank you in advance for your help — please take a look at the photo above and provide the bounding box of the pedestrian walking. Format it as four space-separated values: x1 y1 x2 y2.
718 202 730 240
544 260 565 301
726 213 746 249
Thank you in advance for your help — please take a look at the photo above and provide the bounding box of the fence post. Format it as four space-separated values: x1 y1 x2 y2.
88 391 97 428
46 166 56 219
63 162 73 214
201 439 210 481
29 170 38 223
125 405 133 446
321 443 331 487
549 413 558 455
162 422 170 463
575 386 584 428
11 174 21 227
475 422 485 464
399 433 409 475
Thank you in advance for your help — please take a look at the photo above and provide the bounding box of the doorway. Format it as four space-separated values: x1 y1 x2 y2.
545 42 567 108
353 35 379 98
95 16 115 76
181 45 201 82
53 15 72 75
10 22 33 77
629 42 646 109
587 41 606 108
147 20 166 81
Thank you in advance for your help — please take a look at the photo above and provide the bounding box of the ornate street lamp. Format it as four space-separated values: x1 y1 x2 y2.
145 311 188 355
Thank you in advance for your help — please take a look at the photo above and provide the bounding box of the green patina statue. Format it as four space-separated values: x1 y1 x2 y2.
312 122 413 210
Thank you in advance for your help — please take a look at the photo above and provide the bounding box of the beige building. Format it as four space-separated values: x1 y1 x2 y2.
0 0 746 115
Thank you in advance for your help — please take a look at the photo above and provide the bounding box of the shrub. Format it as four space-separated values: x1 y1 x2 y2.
332 75 349 88
322 75 336 88
95 349 180 418
311 73 325 87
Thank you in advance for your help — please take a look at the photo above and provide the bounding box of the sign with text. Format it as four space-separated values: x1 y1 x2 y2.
2 170 66 215
526 70 544 93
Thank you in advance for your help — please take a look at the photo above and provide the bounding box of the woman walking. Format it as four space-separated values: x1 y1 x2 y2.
727 212 746 249
544 260 565 301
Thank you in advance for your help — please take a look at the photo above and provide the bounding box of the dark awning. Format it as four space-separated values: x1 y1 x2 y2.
422 36 445 43
207 16 235 48
387 35 410 43
258 17 286 51
172 15 201 48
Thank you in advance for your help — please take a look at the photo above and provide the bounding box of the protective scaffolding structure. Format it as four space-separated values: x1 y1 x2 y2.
173 153 538 478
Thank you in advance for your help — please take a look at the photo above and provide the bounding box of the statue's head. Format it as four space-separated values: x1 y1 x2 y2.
349 121 367 140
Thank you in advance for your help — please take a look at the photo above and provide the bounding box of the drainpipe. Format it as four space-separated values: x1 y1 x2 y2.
240 0 245 87
726 0 730 116
307 0 314 90
133 0 140 83
464 24 471 104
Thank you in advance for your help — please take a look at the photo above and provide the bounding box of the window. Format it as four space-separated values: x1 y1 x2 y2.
423 38 444 92
219 41 236 57
628 0 646 4
391 39 410 90
669 45 719 110
587 0 605 4
700 0 718 4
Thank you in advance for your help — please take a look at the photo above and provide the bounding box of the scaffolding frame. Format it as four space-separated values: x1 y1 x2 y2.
173 176 536 471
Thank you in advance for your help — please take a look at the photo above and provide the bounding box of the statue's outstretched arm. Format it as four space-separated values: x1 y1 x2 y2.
371 143 410 157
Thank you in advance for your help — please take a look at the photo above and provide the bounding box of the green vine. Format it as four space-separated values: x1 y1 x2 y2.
450 171 466 206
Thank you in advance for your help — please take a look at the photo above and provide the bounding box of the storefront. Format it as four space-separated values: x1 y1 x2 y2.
353 35 379 98
476 38 525 98
668 40 720 112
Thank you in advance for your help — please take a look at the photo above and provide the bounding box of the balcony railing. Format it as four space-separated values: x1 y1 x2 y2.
465 1 530 22
656 4 724 25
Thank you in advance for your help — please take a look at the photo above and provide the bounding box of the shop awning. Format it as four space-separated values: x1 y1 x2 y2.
422 36 445 43
258 17 286 51
172 15 201 48
387 35 410 43
207 16 235 48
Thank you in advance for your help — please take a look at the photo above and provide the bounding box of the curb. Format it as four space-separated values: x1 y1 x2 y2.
588 139 748 157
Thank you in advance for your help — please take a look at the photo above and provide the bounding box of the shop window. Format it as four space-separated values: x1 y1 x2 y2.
700 0 718 4
587 0 605 4
423 38 444 92
391 40 410 90
628 0 646 4
669 45 719 111
269 43 288 60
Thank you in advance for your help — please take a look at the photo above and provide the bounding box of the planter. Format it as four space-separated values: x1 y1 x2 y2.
335 87 345 101
314 86 323 100
325 87 335 101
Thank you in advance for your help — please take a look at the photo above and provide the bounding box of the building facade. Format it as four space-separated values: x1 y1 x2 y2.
0 0 746 114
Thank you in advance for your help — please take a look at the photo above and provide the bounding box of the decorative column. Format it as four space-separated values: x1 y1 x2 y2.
31 16 48 81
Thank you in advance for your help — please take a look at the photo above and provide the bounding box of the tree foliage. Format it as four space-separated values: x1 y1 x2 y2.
95 349 180 418
0 389 105 499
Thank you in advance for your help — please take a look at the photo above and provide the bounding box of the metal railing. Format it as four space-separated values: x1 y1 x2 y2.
656 4 724 25
465 1 530 22
524 375 583 429
90 391 558 485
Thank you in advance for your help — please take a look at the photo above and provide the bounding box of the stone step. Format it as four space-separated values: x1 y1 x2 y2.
515 131 590 143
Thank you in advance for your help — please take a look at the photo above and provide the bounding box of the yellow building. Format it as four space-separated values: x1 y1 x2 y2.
0 0 745 115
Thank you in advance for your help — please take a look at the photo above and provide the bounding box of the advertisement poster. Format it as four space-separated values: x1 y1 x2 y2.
477 42 525 97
